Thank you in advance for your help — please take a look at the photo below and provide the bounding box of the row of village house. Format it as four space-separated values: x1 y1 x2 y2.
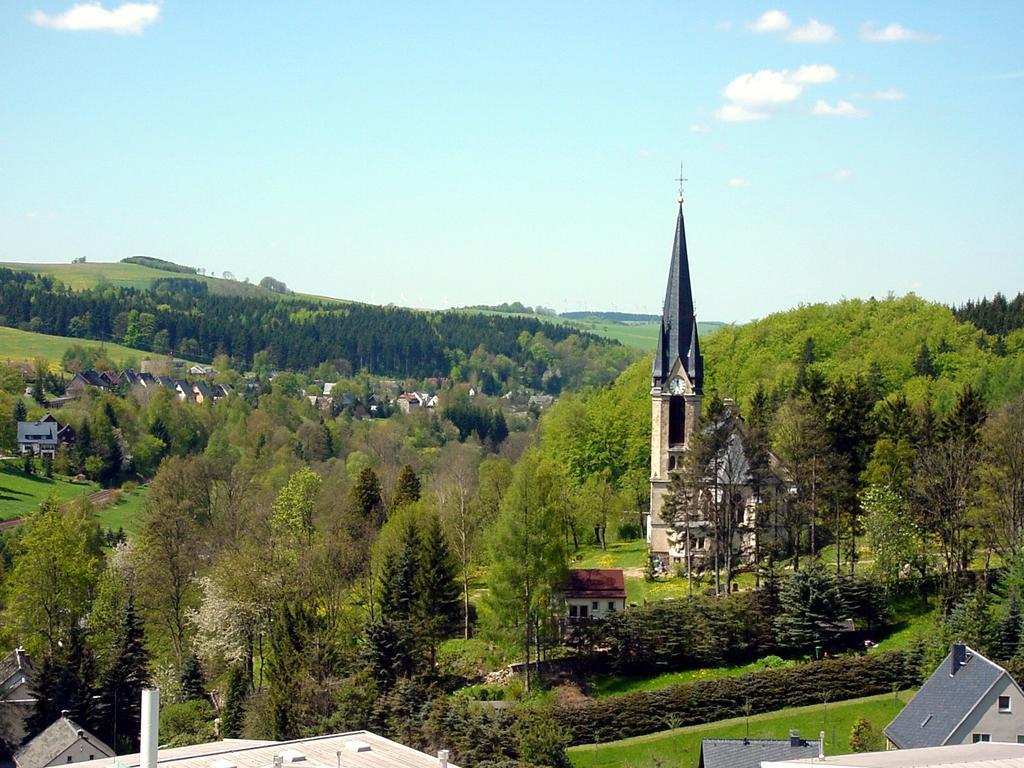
61 369 230 404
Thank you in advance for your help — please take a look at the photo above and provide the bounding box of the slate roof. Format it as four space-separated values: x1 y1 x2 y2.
653 202 703 391
884 644 1010 749
762 742 1024 768
14 716 113 768
565 569 626 599
0 648 34 697
17 421 59 444
700 737 821 768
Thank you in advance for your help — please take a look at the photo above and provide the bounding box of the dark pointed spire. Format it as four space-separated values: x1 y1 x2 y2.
653 200 703 392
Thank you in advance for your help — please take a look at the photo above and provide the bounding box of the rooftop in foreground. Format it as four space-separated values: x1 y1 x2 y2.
763 742 1024 768
72 732 457 768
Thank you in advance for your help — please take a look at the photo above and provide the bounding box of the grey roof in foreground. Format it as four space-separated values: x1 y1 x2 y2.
71 731 458 768
884 645 1008 749
14 716 113 768
763 742 1024 768
700 738 821 768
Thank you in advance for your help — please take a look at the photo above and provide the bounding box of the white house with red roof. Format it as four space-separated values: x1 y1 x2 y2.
565 568 627 620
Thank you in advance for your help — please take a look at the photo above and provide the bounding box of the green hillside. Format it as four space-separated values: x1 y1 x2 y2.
0 260 343 303
0 326 155 367
0 461 98 519
702 294 1024 412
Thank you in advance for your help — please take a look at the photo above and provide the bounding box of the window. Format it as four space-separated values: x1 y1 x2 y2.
1017 736 1024 744
1000 695 1012 712
592 601 599 611
579 605 588 618
569 605 578 618
608 601 616 611
89 757 94 761
973 734 991 743
67 758 73 763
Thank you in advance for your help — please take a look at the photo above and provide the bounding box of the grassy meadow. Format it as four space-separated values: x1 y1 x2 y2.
0 325 149 367
0 460 97 519
94 485 149 536
568 690 913 768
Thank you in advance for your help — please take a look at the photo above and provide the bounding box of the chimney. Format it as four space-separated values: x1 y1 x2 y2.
789 731 802 748
141 689 159 768
437 750 449 768
951 643 967 676
818 731 825 760
60 709 70 719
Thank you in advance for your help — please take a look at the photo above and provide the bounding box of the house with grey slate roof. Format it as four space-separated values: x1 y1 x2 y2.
14 714 114 768
885 644 1024 749
700 733 822 768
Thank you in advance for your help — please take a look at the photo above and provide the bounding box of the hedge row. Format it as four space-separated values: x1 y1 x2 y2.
554 650 922 745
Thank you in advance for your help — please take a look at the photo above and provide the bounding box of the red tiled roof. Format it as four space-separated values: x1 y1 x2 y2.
565 568 626 599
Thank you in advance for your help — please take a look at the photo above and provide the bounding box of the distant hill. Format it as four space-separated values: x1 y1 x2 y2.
561 311 659 323
455 305 725 350
702 294 1024 412
0 326 161 368
0 261 342 304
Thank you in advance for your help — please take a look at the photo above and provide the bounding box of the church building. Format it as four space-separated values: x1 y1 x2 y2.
647 193 793 570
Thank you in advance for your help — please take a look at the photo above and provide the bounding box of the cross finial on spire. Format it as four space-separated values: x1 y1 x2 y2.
675 162 688 204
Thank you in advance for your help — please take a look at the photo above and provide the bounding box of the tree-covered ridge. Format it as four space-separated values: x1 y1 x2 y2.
0 268 636 386
121 256 198 275
703 294 1024 412
954 292 1024 336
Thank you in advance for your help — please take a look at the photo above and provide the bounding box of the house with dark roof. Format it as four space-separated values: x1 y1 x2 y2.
0 648 36 745
65 371 112 399
17 420 60 458
13 713 114 768
700 733 821 768
565 569 627 620
885 644 1024 749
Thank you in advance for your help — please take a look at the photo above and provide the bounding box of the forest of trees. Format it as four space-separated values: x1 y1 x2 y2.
0 269 635 388
954 291 1024 336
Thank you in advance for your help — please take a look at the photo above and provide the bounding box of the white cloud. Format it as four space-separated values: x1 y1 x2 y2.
787 19 836 43
728 178 751 188
716 64 839 122
832 169 853 181
812 99 866 117
751 9 791 33
715 104 768 122
723 69 802 107
29 2 160 34
789 64 838 84
861 21 941 43
689 123 711 133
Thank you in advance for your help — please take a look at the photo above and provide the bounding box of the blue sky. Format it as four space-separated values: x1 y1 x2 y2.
2 2 1022 323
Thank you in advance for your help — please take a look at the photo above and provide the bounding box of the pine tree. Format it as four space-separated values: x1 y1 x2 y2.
913 342 936 378
392 465 421 510
13 399 27 424
995 592 1023 662
178 652 205 702
26 653 60 738
773 566 843 653
941 384 987 445
350 466 384 522
219 664 247 738
416 515 461 668
95 597 150 753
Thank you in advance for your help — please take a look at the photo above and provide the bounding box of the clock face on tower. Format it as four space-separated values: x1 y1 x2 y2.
668 376 685 395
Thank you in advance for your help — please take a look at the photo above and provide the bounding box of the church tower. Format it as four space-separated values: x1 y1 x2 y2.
648 194 703 563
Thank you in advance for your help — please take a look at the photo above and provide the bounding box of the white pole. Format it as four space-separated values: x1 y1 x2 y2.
141 689 159 768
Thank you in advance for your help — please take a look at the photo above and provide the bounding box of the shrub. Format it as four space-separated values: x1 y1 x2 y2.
552 651 920 745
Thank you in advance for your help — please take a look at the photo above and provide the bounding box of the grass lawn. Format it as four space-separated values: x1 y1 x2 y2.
571 540 648 570
872 594 935 652
0 461 97 519
0 326 154 368
95 486 149 536
568 689 914 768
